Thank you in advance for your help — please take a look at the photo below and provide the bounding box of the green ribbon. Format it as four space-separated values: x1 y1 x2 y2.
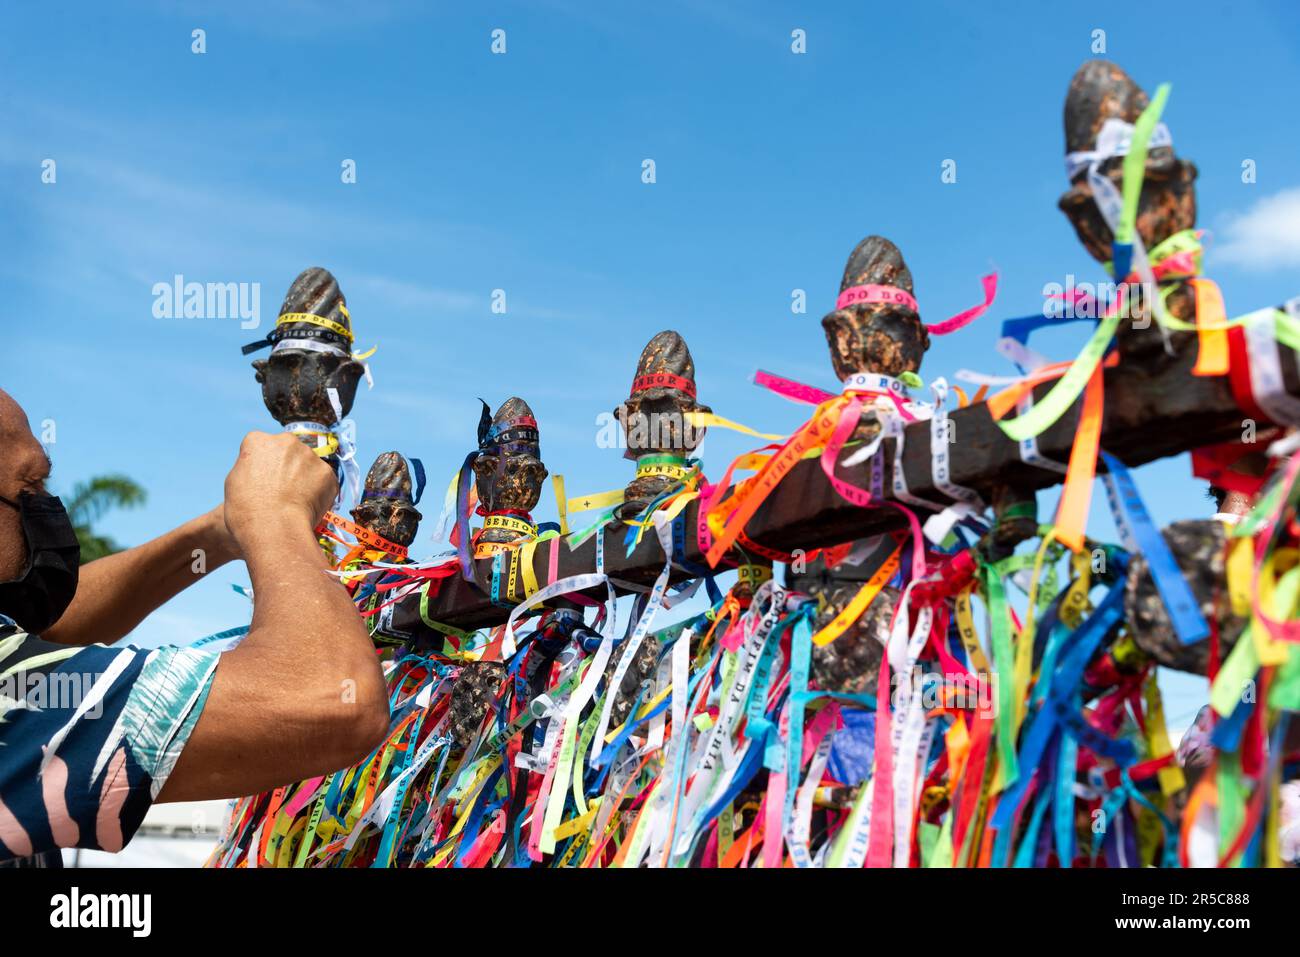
983 558 1020 788
998 85 1170 443
1118 83 1171 247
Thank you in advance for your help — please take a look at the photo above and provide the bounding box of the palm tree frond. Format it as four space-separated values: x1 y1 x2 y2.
74 529 122 564
65 475 147 528
59 473 147 565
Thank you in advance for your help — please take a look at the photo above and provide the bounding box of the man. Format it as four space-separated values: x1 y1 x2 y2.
0 387 390 862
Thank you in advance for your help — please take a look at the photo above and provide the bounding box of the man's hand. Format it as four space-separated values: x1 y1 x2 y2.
44 422 386 804
157 432 388 803
222 432 338 546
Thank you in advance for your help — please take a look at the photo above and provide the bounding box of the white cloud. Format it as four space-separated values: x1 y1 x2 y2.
1215 186 1300 270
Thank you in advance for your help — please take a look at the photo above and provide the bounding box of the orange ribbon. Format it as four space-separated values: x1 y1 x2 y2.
705 398 849 568
317 511 410 560
1188 277 1231 376
1053 365 1105 553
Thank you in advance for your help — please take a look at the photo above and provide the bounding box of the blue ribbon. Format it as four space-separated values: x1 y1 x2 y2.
1100 451 1208 645
1111 243 1134 287
1054 725 1078 865
990 565 1129 834
454 763 504 867
190 625 250 648
453 450 480 582
1014 787 1054 867
1210 695 1254 753
409 456 426 505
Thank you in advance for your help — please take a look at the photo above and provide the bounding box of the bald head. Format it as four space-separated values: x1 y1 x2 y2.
0 389 52 581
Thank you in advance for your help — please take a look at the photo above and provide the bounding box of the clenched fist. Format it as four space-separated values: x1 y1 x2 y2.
222 432 337 547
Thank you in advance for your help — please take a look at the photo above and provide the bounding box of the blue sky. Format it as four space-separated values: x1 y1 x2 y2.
3 1 1299 732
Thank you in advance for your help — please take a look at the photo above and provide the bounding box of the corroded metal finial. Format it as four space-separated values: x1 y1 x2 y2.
1058 60 1199 353
812 581 898 695
449 661 507 749
787 544 901 695
821 235 929 381
472 397 548 552
600 637 660 731
1059 60 1198 263
346 451 423 649
1125 519 1245 675
791 238 928 678
979 485 1039 564
615 330 710 521
351 452 423 548
251 267 365 431
731 562 774 605
800 236 1038 676
1057 62 1239 678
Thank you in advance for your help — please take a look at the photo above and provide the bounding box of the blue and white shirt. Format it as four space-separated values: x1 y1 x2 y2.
0 614 219 861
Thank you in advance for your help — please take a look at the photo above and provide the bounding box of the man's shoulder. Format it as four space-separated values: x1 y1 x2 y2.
1 616 64 663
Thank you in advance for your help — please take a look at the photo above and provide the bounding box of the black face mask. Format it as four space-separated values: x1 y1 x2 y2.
0 492 80 634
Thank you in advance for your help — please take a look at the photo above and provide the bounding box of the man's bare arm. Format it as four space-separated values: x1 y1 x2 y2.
155 433 389 802
41 506 240 647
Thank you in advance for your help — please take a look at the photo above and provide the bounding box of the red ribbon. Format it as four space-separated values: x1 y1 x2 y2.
631 372 696 397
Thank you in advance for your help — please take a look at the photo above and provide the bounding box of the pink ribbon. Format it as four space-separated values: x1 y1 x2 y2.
719 618 747 653
756 368 918 421
1253 451 1300 644
836 284 920 313
924 272 999 336
754 369 836 405
280 776 326 820
834 273 999 339
866 655 895 867
763 772 787 869
817 397 927 581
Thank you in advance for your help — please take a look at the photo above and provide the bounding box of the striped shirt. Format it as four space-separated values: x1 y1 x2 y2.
0 615 219 861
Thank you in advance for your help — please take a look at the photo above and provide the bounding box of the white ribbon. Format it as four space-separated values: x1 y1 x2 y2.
1067 117 1176 346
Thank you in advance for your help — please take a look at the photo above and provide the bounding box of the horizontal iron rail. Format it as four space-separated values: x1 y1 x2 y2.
391 338 1293 631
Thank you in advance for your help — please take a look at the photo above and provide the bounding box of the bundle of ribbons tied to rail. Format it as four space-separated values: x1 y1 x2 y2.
207 62 1300 868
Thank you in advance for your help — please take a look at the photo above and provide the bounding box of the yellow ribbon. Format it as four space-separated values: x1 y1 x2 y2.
566 488 624 514
276 310 378 361
277 311 353 340
811 543 902 647
552 474 570 534
683 411 787 441
1143 676 1186 797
